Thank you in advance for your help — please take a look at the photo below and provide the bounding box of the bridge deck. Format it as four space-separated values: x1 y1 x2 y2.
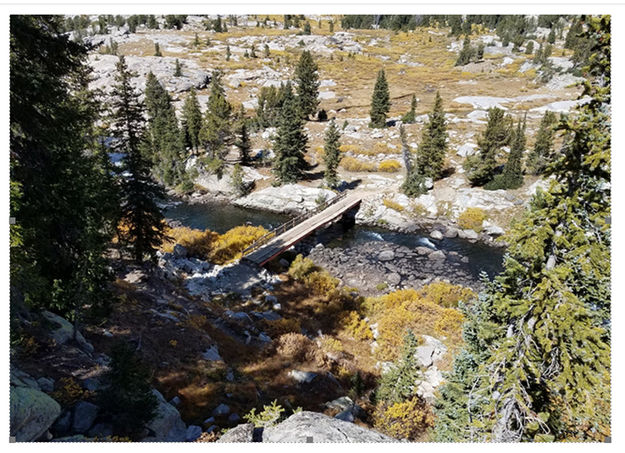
243 195 361 266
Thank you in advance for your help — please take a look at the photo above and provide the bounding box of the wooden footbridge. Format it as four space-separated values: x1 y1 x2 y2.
241 192 362 266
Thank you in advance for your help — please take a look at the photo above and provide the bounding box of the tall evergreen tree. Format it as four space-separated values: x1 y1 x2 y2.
369 69 390 128
110 56 165 263
10 15 116 316
485 115 526 190
455 36 475 66
199 70 232 158
143 71 187 187
416 91 448 179
234 105 252 165
174 59 182 77
295 50 320 120
465 107 513 186
154 42 162 56
435 16 611 442
401 125 426 197
323 119 342 188
526 110 557 175
272 82 308 184
181 87 202 153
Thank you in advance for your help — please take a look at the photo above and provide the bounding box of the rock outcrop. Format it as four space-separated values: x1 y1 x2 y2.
143 390 187 442
10 369 62 442
218 412 395 442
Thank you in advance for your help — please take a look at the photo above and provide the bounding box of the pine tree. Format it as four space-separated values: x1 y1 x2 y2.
272 82 308 184
485 115 526 190
250 44 257 58
143 71 187 187
416 91 448 180
174 58 182 77
547 28 556 44
154 42 162 56
526 110 557 175
401 94 417 123
264 43 270 58
98 342 158 437
194 32 200 46
10 16 117 316
303 21 312 35
323 120 341 188
199 70 232 158
455 36 475 66
401 125 427 197
295 50 320 120
329 20 334 33
147 15 158 29
234 106 252 165
465 107 513 186
110 56 165 263
435 16 611 442
369 69 390 128
226 44 231 61
525 40 534 54
181 88 202 152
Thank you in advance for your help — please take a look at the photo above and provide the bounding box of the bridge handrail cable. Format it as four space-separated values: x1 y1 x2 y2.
241 192 348 257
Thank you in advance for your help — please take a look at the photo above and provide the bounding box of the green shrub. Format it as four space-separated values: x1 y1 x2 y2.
288 254 317 280
97 342 158 437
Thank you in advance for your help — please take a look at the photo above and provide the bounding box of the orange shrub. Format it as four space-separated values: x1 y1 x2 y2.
276 333 312 361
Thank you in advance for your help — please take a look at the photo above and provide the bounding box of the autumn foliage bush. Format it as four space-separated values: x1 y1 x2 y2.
276 333 324 365
378 159 401 173
342 311 373 341
340 156 378 172
417 281 475 308
160 225 267 264
364 286 465 361
373 397 434 440
457 207 486 232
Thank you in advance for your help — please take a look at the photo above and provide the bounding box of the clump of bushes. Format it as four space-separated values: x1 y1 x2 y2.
340 156 378 172
373 396 434 440
288 254 317 280
342 311 373 341
363 285 466 361
417 281 475 308
161 226 218 258
457 207 486 232
288 254 339 298
378 159 401 173
276 333 324 365
161 224 268 264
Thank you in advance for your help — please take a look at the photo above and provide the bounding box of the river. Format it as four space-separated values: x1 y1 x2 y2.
163 199 505 281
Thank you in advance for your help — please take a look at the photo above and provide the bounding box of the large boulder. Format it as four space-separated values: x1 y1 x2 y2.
144 390 187 442
262 411 396 442
10 386 61 441
72 401 100 434
41 311 93 352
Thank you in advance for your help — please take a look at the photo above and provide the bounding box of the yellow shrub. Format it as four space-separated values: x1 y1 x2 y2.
263 318 301 337
342 311 373 341
378 160 401 173
374 397 434 440
458 207 486 232
321 337 344 354
209 225 268 264
417 282 475 308
339 144 360 154
364 289 464 360
340 156 378 172
161 226 218 259
51 377 91 407
303 271 339 297
383 199 405 212
288 254 317 280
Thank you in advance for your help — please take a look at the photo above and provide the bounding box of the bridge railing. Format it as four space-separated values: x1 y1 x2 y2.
241 192 348 257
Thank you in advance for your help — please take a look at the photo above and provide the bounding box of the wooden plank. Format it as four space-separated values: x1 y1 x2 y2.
244 196 361 266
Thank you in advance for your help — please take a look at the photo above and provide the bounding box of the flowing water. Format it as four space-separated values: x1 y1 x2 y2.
164 199 505 279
